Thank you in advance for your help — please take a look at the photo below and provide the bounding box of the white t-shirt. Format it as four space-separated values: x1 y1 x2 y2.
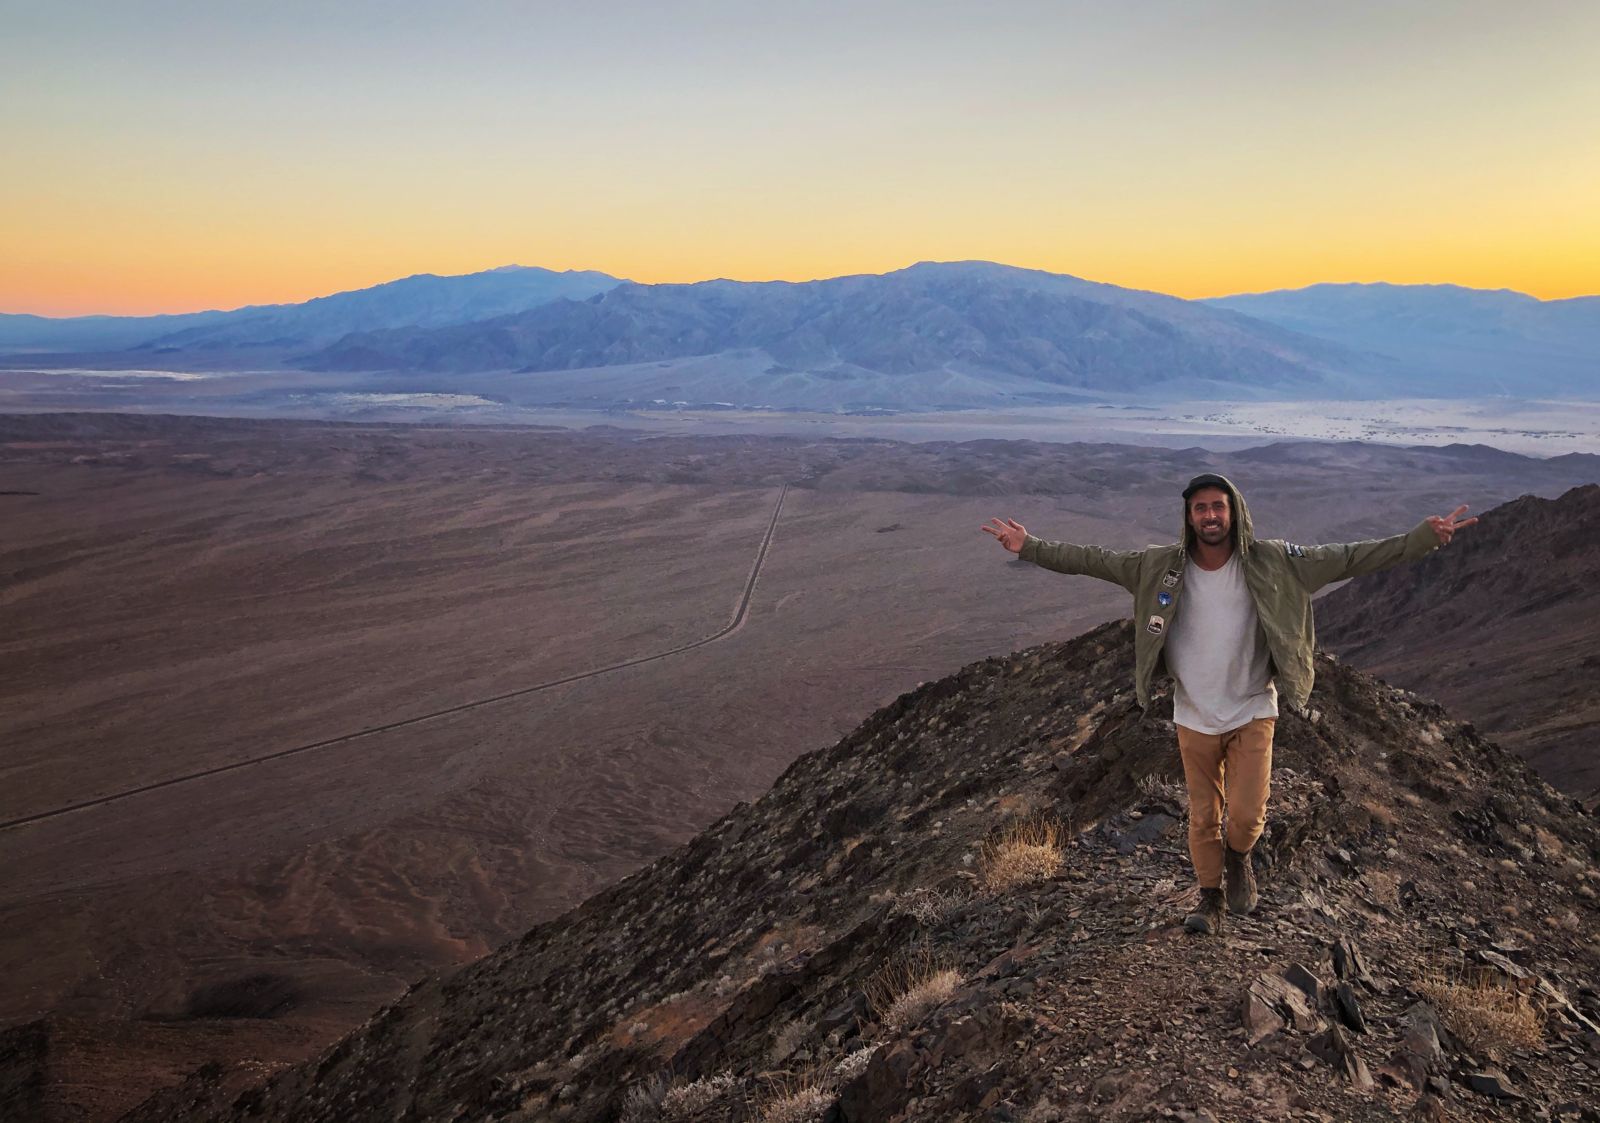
1164 552 1279 734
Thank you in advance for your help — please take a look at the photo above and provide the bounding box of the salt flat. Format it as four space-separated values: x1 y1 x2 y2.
3 360 1596 457
603 397 1600 456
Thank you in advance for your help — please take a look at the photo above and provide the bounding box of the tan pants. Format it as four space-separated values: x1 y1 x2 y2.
1176 717 1275 889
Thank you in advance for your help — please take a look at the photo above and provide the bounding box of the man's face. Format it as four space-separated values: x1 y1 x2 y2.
1187 486 1232 547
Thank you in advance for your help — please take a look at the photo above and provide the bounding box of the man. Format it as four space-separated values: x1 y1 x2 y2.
982 473 1476 935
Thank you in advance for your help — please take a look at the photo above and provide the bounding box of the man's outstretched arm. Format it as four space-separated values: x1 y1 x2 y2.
983 517 1143 593
1288 504 1478 593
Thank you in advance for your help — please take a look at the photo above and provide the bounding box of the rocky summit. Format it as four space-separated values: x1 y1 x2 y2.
112 621 1600 1123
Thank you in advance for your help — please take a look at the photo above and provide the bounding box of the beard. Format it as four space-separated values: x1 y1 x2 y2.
1193 521 1229 545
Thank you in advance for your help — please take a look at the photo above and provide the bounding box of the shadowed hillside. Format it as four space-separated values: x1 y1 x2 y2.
101 622 1600 1123
1319 484 1600 802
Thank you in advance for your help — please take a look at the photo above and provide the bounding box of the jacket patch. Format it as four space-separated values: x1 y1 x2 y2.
1146 614 1166 636
1285 542 1307 558
1162 568 1182 587
1157 590 1173 606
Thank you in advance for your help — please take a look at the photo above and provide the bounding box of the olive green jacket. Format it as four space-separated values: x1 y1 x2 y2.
1018 475 1442 711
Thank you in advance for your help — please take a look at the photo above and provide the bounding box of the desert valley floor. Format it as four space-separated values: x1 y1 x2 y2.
2 413 1595 1118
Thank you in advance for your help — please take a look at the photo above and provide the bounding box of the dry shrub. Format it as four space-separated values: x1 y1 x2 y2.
1416 969 1543 1056
834 1045 876 1082
758 1085 831 1123
1365 869 1399 909
1533 825 1568 863
755 1066 832 1123
890 886 964 927
660 1071 737 1120
866 951 962 1033
1137 773 1188 807
1358 797 1398 829
619 1072 670 1122
980 815 1063 892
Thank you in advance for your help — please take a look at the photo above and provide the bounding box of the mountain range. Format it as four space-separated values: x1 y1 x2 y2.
0 266 622 355
4 262 1597 409
305 262 1373 403
1206 283 1600 397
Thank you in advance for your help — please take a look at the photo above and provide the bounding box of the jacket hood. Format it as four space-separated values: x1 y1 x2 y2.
1181 473 1256 556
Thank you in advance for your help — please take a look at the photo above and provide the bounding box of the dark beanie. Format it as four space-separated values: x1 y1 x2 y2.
1182 473 1231 501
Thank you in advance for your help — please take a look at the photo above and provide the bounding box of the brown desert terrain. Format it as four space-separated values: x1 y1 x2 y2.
0 413 1594 1119
1320 483 1600 801
115 624 1600 1123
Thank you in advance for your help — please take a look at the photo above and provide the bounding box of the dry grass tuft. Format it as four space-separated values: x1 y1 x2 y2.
619 1072 670 1122
1416 968 1544 1056
866 951 962 1033
660 1071 738 1120
757 1085 831 1123
1365 869 1400 909
1358 797 1398 828
834 1045 876 1082
980 815 1063 892
754 1066 832 1123
1137 773 1188 807
890 886 964 927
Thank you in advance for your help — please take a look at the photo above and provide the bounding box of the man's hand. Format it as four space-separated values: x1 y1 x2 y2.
1427 504 1478 546
983 517 1027 554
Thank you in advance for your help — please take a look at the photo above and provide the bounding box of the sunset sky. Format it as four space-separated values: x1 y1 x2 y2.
5 0 1598 317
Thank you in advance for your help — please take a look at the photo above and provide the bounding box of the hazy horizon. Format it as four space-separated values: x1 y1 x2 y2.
6 259 1597 322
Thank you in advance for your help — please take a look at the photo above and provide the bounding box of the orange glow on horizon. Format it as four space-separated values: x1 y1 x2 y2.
7 5 1598 317
6 251 1598 319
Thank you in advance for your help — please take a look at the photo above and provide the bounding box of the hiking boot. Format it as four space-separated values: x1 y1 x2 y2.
1225 844 1259 915
1184 887 1226 935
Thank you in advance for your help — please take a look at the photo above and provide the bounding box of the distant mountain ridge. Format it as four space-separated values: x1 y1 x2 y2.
306 260 1378 404
0 266 624 354
1205 282 1600 396
5 263 1597 409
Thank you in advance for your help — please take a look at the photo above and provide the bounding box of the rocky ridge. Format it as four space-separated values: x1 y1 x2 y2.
108 620 1600 1123
1319 483 1600 802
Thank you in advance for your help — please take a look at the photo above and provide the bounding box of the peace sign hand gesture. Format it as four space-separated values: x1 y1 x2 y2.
983 517 1028 554
1427 504 1478 546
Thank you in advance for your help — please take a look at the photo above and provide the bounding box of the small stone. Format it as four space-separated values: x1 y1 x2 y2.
1465 1067 1521 1099
1310 1023 1372 1091
1476 948 1533 983
1284 962 1321 1003
1334 983 1368 1033
1330 937 1371 984
1414 1092 1448 1121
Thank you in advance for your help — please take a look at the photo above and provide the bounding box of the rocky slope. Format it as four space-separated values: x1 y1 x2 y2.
1319 484 1600 802
106 621 1600 1123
